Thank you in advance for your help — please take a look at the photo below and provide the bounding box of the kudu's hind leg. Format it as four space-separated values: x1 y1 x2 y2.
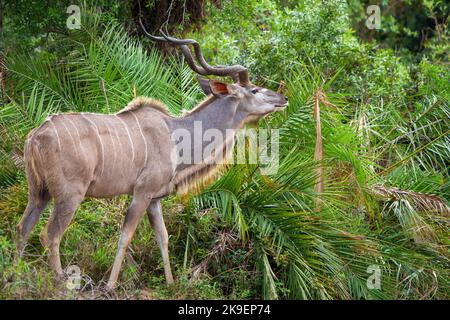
15 191 51 260
41 192 84 275
107 194 151 289
147 200 173 284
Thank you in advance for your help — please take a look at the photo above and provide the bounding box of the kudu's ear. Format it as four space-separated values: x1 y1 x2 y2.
197 76 230 97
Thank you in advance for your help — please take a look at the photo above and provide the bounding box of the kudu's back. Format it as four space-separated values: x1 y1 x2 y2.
24 97 174 200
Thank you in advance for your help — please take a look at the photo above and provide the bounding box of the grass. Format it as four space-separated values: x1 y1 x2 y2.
0 176 257 299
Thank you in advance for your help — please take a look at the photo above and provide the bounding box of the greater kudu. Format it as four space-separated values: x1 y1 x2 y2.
15 26 288 289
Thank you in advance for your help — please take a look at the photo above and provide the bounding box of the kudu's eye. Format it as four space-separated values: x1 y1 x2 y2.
251 89 259 94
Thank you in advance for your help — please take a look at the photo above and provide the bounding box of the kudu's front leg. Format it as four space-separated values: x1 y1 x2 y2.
147 199 174 284
107 194 151 290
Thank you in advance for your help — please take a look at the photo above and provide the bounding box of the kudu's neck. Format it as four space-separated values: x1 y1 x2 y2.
166 96 248 175
180 97 244 129
168 96 247 134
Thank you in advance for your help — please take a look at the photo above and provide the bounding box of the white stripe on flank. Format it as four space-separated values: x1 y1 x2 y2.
59 118 79 158
130 112 148 166
81 114 105 177
67 117 88 164
110 120 123 151
49 120 62 152
109 118 126 179
115 115 135 164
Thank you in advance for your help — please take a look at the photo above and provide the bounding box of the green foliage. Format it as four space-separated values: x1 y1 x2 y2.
348 0 449 53
197 0 358 82
1 0 127 51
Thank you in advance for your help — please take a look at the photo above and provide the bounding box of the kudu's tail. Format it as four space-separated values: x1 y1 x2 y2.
24 134 46 197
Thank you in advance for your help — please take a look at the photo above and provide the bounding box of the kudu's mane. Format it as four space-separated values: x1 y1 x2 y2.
116 96 170 115
117 95 218 118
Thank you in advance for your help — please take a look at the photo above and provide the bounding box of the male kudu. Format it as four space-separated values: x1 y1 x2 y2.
15 26 288 289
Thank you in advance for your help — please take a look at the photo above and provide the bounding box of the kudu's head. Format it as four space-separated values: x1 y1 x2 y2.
139 21 288 117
